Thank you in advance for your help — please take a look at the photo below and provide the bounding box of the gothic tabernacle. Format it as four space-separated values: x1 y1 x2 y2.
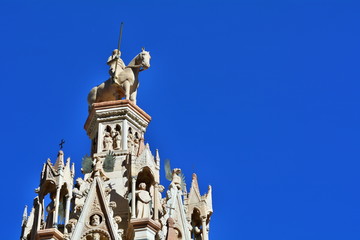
20 40 213 240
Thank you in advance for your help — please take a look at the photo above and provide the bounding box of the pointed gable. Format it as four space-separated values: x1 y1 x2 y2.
188 174 201 205
71 177 119 240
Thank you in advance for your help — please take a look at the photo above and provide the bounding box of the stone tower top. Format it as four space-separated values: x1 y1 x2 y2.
20 45 213 240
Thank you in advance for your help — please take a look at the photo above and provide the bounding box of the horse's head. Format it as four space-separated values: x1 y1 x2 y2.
137 48 151 70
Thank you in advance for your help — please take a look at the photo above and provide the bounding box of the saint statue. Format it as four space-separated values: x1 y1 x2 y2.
136 182 152 218
127 128 134 154
112 129 122 150
103 131 113 151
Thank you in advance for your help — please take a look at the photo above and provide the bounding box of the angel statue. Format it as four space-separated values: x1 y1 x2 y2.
81 151 116 181
164 159 186 191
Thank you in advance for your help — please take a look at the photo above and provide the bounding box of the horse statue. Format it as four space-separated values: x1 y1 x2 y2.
87 48 151 111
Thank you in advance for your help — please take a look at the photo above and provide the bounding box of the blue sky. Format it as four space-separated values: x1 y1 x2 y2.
1 1 360 239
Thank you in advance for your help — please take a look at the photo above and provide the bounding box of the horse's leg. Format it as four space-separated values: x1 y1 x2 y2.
123 81 130 100
130 89 137 105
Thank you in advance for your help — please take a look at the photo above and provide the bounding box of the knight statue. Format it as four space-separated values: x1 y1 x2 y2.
87 48 151 111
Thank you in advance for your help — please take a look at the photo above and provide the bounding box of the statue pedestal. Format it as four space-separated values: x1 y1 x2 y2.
130 218 161 240
84 99 151 155
36 228 63 240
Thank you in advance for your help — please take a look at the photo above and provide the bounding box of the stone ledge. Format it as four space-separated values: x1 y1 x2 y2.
84 100 151 136
36 228 63 240
130 218 161 232
88 100 151 122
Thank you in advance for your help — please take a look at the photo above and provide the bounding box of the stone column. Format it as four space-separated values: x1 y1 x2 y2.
131 176 136 219
122 120 128 151
98 124 104 153
36 199 43 231
64 194 71 228
154 183 159 221
201 216 208 240
53 187 61 228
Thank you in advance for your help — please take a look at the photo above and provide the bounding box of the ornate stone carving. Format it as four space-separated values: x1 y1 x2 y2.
113 215 123 239
65 218 77 235
90 196 101 213
81 230 110 240
90 214 101 226
73 178 90 212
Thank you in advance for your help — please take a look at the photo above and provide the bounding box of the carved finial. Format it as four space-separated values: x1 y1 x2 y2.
71 163 75 177
22 205 28 225
155 149 160 163
66 157 70 166
55 150 65 170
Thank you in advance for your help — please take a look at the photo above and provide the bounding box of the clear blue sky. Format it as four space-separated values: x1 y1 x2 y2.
1 1 359 239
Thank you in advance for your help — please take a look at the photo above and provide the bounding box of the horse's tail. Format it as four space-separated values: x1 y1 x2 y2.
87 86 97 112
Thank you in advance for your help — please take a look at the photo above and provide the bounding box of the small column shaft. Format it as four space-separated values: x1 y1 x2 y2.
131 177 136 219
202 217 208 240
122 120 128 151
64 194 71 228
154 183 159 221
53 187 61 227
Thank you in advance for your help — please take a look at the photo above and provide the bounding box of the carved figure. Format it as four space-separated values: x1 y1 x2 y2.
45 199 55 228
73 178 89 212
114 215 122 229
103 131 113 151
165 159 186 190
112 130 122 150
92 157 109 181
92 232 101 240
90 214 101 226
66 218 77 234
157 185 165 215
133 132 140 155
136 182 152 218
107 49 126 79
82 154 114 182
88 48 151 110
166 218 177 240
127 128 134 154
114 215 123 238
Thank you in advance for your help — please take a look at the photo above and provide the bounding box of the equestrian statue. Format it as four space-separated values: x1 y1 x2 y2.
87 48 151 111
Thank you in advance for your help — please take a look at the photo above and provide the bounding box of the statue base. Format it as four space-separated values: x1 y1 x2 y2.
36 228 63 240
130 218 161 240
84 99 151 155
